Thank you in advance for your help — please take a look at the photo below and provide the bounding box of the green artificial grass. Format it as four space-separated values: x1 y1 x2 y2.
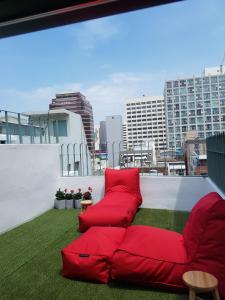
0 208 189 300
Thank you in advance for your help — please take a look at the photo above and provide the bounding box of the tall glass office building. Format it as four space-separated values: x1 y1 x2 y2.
164 67 225 151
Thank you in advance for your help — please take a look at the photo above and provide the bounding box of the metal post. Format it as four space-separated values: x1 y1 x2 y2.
60 144 64 176
18 113 23 144
73 143 77 176
112 141 115 168
86 144 89 176
79 143 83 176
4 111 9 144
55 120 59 144
67 144 70 176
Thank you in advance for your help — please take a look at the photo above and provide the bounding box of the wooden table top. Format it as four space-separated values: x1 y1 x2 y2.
80 200 93 205
183 271 218 291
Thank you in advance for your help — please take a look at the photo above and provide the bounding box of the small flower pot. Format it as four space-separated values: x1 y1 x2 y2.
66 199 74 209
55 199 66 209
74 199 81 209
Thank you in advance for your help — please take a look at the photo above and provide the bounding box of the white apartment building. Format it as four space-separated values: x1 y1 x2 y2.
126 96 166 152
164 66 225 151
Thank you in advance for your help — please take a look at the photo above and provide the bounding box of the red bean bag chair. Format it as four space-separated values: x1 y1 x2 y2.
79 168 142 232
111 192 225 298
61 226 126 283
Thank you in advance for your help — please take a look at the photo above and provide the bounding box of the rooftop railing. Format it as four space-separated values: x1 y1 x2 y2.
207 132 225 193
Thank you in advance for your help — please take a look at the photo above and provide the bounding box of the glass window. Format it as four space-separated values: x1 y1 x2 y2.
213 116 219 122
197 125 204 131
181 118 187 124
181 103 187 109
180 95 187 102
195 78 202 85
180 80 186 87
211 84 218 92
167 82 172 88
204 93 210 100
196 86 202 93
190 125 196 130
168 112 173 118
168 127 174 133
53 120 67 137
167 105 173 111
203 77 210 84
182 126 187 132
189 118 196 124
196 101 203 108
203 85 210 92
211 100 219 107
174 88 179 95
175 111 180 117
180 88 187 95
212 108 219 114
204 101 211 107
206 116 211 122
206 124 212 130
188 95 195 102
214 124 220 130
219 82 225 90
219 75 225 82
188 87 194 94
205 109 211 115
188 102 195 109
175 119 180 125
174 96 179 103
220 91 225 98
221 107 225 114
187 79 194 86
195 94 202 100
198 132 204 138
167 89 172 96
175 127 180 133
211 76 217 83
189 110 195 116
197 117 204 124
197 109 203 115
173 81 179 88
181 111 187 117
174 104 179 110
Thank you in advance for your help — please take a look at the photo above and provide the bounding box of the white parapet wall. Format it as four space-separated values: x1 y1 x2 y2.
59 175 225 211
0 144 60 234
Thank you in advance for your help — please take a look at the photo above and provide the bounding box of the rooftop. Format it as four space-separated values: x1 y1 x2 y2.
0 208 189 300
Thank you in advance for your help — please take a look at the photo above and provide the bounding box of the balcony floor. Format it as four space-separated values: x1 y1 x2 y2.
0 208 189 300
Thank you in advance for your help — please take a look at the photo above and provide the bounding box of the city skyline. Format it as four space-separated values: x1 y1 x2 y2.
0 0 225 123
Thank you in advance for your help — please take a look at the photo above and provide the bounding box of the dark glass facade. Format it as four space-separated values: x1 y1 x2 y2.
49 92 94 152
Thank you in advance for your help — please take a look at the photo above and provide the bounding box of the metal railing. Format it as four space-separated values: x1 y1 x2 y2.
60 141 187 177
207 133 225 193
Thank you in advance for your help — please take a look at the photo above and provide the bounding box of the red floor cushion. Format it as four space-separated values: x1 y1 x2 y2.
111 192 225 298
183 192 225 298
61 227 126 283
79 168 142 232
111 225 190 290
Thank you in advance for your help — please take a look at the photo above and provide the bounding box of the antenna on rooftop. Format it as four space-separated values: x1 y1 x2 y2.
220 53 225 74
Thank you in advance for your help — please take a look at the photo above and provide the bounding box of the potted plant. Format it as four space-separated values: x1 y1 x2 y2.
55 188 66 209
82 187 93 200
73 188 83 209
65 189 74 209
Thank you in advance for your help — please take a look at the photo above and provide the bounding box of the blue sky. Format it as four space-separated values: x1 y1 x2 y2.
0 0 225 123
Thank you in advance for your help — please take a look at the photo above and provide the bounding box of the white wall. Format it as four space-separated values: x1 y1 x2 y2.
0 144 60 234
59 175 224 211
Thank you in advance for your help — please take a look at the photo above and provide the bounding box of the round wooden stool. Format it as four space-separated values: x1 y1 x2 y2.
80 200 93 212
183 271 220 300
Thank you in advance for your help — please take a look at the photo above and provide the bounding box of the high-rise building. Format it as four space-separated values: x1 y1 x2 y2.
164 67 225 151
49 92 94 152
99 121 107 152
105 115 123 167
126 96 166 152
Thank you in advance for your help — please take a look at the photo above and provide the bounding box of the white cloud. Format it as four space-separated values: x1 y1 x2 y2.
0 70 172 123
71 18 119 51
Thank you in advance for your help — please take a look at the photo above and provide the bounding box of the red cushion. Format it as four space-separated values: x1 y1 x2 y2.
61 227 126 283
105 168 142 205
111 225 190 290
183 192 225 297
79 191 137 232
